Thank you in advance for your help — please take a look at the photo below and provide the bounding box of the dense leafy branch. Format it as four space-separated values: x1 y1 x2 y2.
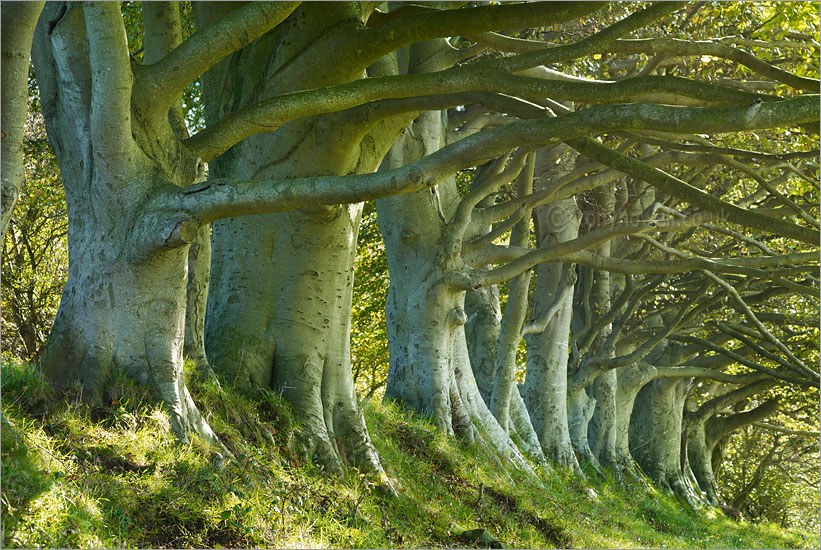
752 422 821 437
670 335 818 388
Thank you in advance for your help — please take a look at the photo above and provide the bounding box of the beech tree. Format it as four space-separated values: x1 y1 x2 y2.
1 2 45 239
5 0 818 505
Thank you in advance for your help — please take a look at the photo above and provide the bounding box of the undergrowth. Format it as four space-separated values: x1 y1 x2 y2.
1 359 816 549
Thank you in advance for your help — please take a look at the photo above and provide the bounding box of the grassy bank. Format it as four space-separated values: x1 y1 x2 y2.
1 360 816 549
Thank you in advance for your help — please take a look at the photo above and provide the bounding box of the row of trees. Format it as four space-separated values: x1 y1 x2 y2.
2 0 818 525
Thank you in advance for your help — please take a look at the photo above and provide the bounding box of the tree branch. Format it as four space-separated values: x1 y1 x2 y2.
468 214 721 282
477 150 715 227
697 141 819 229
473 93 819 246
521 263 576 336
670 335 818 388
716 321 810 378
156 97 818 253
607 294 704 368
706 399 781 442
653 366 768 385
450 149 530 242
83 1 134 179
640 235 820 380
358 2 605 69
141 2 187 137
184 68 762 161
624 131 819 162
752 422 820 437
568 132 821 245
479 2 686 73
607 38 820 92
692 379 776 427
134 2 300 117
559 250 817 277
705 273 818 380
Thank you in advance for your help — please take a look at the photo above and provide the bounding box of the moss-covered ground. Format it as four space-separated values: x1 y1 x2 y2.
1 360 816 549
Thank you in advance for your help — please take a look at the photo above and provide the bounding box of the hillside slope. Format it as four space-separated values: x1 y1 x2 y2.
1 361 816 549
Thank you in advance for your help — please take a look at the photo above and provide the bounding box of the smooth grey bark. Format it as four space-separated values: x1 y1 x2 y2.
564 180 618 468
184 225 214 379
568 268 597 465
142 3 215 381
589 370 618 466
464 285 501 403
463 272 548 466
488 254 531 431
375 99 476 433
1 2 45 239
482 153 555 467
613 339 769 482
378 123 535 470
522 145 581 472
685 384 779 505
377 36 462 428
630 377 704 505
32 3 218 444
202 3 391 474
614 361 657 468
477 152 548 466
376 37 538 471
687 422 720 505
462 259 547 465
607 175 660 472
488 154 534 431
567 388 597 468
582 183 618 468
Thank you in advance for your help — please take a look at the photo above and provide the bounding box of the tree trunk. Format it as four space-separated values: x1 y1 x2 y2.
488 154 534 433
688 397 780 506
464 285 501 403
609 176 658 472
202 3 391 473
567 388 598 468
630 377 702 505
1 2 45 239
613 362 657 469
522 149 581 471
686 422 720 505
377 107 480 437
184 212 215 380
32 3 218 444
582 183 618 467
379 175 536 469
463 263 546 466
377 39 537 471
588 369 618 466
567 267 601 467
